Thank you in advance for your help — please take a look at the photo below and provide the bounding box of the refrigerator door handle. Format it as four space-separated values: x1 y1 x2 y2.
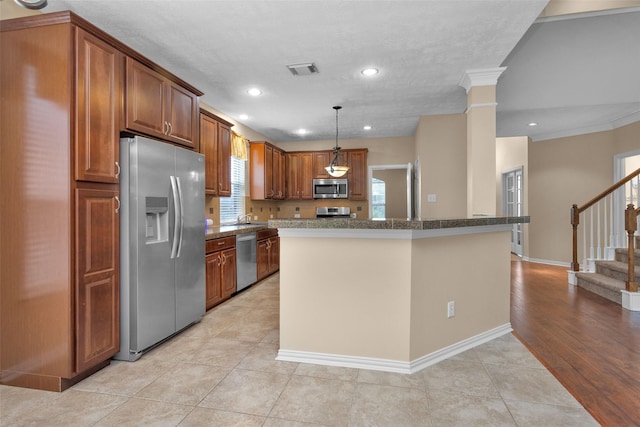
175 176 184 258
169 175 182 259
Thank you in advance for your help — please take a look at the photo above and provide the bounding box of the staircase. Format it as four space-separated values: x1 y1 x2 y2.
575 236 640 304
570 168 640 311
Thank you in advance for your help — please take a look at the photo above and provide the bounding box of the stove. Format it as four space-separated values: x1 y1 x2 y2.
316 206 351 218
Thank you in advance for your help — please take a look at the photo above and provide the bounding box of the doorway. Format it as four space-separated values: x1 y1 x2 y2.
613 150 640 248
368 163 413 219
502 167 523 255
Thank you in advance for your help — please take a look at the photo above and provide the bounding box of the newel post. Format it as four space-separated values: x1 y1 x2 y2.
571 204 580 272
624 204 638 292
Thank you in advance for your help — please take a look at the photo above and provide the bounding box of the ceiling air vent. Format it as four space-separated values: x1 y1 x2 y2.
286 63 319 76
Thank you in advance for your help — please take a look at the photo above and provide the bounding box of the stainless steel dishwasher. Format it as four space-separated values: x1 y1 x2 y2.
236 232 257 291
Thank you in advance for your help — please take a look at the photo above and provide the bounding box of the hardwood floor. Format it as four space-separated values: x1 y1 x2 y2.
511 259 640 426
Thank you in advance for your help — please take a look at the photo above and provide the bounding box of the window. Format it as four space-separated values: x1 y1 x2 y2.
371 178 386 219
219 157 245 223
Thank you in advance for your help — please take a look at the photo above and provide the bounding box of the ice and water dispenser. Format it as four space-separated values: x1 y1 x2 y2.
145 196 169 243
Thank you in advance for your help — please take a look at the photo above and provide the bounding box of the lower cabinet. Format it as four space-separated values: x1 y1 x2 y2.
205 237 236 310
257 229 280 281
75 186 120 372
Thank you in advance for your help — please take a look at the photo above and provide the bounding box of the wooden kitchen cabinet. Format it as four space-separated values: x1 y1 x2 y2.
1 13 123 391
205 237 237 309
346 149 368 200
125 57 200 150
75 186 120 373
313 151 332 179
75 28 122 184
250 141 285 200
200 110 232 196
286 152 314 199
257 229 279 281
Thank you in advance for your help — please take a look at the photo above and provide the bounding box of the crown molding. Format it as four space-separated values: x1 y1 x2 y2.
458 67 507 93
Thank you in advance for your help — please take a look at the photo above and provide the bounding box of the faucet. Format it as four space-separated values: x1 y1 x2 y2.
236 213 251 224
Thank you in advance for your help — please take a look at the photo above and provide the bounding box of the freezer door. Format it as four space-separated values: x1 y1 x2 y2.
129 138 178 352
174 148 206 330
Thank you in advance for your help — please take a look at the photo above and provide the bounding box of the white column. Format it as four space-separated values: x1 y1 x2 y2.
459 68 506 217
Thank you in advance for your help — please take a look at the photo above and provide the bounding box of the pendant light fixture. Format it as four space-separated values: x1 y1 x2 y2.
14 0 48 9
325 105 350 178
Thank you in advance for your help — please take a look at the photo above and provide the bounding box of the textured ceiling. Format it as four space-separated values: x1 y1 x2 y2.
43 0 639 143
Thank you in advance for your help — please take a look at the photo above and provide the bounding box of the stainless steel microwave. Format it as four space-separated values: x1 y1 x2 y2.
313 179 348 199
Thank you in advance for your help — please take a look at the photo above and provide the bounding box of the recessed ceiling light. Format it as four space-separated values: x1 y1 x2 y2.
528 122 538 127
296 129 309 135
247 87 262 97
361 68 379 77
363 125 372 131
238 114 249 120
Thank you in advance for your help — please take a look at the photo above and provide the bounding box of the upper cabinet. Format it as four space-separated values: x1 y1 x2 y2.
286 152 314 200
250 141 285 200
75 28 122 184
313 151 332 179
199 110 232 196
345 149 368 200
125 57 199 150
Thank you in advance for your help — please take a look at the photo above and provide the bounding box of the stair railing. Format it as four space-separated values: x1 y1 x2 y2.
571 167 640 275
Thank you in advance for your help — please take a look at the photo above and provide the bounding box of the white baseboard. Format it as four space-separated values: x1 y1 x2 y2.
522 256 571 268
276 323 512 374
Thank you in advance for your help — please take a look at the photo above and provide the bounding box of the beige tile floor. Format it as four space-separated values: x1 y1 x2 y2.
1 273 598 426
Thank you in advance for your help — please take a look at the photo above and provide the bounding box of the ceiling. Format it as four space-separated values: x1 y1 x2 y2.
42 0 639 143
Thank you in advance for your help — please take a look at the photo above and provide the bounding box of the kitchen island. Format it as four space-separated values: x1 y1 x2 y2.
269 216 529 374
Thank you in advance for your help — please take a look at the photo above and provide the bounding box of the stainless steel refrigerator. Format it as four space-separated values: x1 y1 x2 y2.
115 135 205 361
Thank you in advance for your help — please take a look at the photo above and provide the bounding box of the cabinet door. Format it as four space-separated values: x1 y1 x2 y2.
75 28 121 184
221 248 236 298
299 152 314 199
257 239 270 280
200 113 219 195
272 149 285 199
268 237 280 274
75 187 120 372
166 81 199 149
265 145 274 199
217 123 232 197
313 151 332 179
347 150 367 200
205 252 223 309
125 57 166 139
286 153 301 199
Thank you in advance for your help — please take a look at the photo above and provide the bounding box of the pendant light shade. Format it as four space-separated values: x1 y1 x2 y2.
325 106 349 178
14 0 48 9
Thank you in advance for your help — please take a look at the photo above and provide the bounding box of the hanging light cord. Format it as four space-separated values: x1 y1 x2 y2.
331 106 342 171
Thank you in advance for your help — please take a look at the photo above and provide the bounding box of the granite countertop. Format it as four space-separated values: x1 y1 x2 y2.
205 223 268 240
267 216 530 230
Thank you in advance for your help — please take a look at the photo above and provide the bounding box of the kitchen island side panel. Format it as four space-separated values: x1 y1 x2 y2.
279 237 412 361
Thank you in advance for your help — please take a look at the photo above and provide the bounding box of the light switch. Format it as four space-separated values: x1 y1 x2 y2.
427 194 437 202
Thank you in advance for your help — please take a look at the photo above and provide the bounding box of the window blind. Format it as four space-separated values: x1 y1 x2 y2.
219 157 246 224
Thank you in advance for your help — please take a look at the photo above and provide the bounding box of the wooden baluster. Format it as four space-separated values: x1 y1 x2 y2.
571 204 580 271
624 204 638 292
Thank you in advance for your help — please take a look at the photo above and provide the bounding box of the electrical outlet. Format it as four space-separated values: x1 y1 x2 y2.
254 215 258 221
428 194 437 203
447 301 455 318
294 213 301 218
209 207 214 214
